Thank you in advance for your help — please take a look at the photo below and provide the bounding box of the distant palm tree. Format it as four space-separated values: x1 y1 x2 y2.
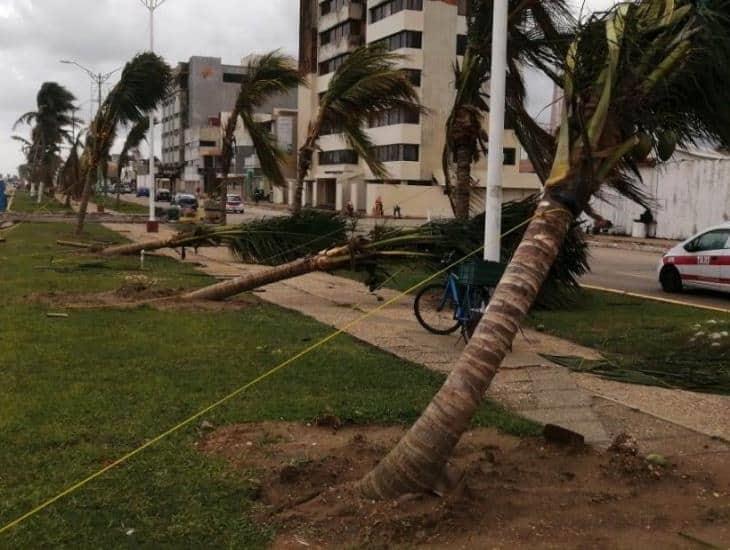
117 118 149 181
60 133 84 206
218 51 304 224
14 82 76 200
294 45 424 214
444 0 573 218
76 52 171 234
361 0 730 499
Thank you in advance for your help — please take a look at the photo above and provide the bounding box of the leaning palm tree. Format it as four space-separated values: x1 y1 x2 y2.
443 0 574 218
180 196 588 302
360 0 730 498
293 45 424 213
114 118 149 207
14 82 76 200
217 51 304 224
60 133 84 205
117 118 149 181
76 53 171 234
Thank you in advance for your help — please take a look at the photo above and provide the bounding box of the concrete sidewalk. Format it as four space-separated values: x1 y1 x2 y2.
79 211 729 457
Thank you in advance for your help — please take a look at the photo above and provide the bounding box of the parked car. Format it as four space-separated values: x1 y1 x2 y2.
156 188 171 202
225 194 244 214
136 187 150 198
659 222 730 293
171 193 199 212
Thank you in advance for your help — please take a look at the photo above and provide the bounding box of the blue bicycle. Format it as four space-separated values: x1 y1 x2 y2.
413 258 502 340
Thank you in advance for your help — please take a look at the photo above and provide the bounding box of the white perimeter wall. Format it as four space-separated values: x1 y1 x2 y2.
591 151 730 240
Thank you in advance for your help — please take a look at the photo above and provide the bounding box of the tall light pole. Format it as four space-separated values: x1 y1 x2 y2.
483 0 508 262
139 0 168 232
60 60 120 203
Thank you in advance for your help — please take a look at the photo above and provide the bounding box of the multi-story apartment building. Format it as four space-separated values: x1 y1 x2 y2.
296 0 542 217
161 56 297 194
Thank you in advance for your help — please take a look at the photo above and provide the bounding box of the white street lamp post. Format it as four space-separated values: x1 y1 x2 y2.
139 0 168 232
483 0 508 262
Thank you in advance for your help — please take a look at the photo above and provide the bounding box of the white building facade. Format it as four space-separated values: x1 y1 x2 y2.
296 0 542 217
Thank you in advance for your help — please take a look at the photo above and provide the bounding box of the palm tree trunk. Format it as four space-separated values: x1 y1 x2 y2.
182 253 350 301
76 168 95 235
99 235 190 257
293 142 315 215
453 145 472 219
358 197 573 499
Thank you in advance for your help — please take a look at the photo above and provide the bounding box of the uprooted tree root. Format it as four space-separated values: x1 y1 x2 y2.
197 421 730 549
28 284 257 312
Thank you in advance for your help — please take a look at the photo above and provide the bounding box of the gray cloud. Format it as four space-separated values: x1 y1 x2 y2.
1 0 614 176
1 0 298 175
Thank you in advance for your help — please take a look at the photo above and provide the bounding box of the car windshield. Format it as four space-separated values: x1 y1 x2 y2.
227 196 242 202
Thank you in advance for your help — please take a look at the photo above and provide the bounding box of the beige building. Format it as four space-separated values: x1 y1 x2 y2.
294 0 542 218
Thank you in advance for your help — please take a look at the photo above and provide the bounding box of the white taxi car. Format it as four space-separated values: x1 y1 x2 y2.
659 222 730 293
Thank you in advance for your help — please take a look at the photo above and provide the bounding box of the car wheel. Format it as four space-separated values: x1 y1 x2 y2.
660 265 683 293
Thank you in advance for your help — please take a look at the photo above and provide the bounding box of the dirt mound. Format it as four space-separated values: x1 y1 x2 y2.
28 286 255 312
198 422 730 549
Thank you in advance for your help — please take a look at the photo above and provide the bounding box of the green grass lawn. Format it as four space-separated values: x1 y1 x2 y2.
529 290 730 394
94 195 149 215
9 189 71 214
0 222 537 547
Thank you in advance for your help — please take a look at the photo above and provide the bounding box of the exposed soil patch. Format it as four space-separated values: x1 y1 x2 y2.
28 284 256 312
198 422 730 549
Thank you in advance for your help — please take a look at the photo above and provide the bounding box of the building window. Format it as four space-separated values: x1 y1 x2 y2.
319 149 359 165
370 0 423 24
199 140 217 147
372 30 422 52
457 34 468 56
222 73 245 84
319 53 350 75
503 147 516 165
373 144 420 162
369 106 420 127
320 121 344 135
320 20 362 46
321 0 361 16
401 69 421 87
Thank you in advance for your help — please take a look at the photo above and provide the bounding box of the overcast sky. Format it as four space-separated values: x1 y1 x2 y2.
0 0 613 176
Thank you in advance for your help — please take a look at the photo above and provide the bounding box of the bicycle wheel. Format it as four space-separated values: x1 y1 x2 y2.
414 283 461 335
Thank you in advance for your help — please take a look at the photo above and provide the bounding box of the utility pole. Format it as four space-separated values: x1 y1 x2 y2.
138 0 168 232
483 0 508 262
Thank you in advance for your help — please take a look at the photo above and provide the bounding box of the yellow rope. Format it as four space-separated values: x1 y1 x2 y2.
0 212 543 535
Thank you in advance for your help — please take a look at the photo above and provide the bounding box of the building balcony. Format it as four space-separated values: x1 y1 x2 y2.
318 34 362 64
318 2 364 32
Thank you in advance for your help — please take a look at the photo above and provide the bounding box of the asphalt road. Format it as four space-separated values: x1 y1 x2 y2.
583 245 730 312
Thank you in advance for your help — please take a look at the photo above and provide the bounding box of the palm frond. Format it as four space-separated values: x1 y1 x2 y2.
241 111 289 187
117 118 149 178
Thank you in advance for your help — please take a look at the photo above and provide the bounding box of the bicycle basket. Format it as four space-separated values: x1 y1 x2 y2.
455 259 505 287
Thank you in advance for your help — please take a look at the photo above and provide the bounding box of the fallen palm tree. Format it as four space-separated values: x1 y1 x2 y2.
182 196 589 303
63 210 349 259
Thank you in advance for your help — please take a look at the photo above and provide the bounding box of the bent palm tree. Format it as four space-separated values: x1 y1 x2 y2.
14 82 76 200
90 210 348 258
182 196 588 302
294 45 423 213
114 118 149 207
444 0 574 218
76 53 171 234
360 0 730 498
218 51 304 224
60 134 84 205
